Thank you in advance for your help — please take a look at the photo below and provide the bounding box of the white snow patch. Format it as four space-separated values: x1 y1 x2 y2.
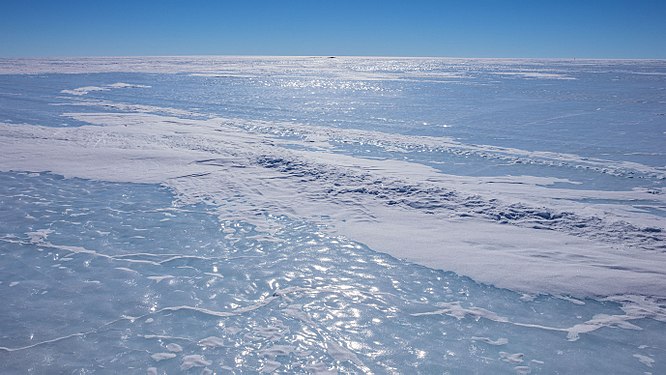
26 228 54 245
633 354 655 368
147 275 175 283
165 343 183 353
106 82 151 89
61 82 150 96
180 355 211 370
60 86 109 96
259 344 298 358
260 359 281 373
500 351 524 364
198 336 225 348
565 314 643 341
413 294 666 343
412 301 509 322
471 336 509 346
150 352 176 362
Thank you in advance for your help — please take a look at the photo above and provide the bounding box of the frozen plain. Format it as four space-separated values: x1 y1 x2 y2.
0 57 665 373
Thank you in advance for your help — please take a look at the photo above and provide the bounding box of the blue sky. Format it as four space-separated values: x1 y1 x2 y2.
1 0 664 58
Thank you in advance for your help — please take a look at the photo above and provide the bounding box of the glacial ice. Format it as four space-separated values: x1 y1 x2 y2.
0 57 665 373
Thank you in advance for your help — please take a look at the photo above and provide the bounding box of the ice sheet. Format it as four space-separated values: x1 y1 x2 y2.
1 108 664 298
1 57 665 373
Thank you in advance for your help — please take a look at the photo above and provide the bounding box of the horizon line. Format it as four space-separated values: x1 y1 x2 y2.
2 54 666 62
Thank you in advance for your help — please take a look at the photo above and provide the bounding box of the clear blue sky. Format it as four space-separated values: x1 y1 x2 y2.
1 0 664 58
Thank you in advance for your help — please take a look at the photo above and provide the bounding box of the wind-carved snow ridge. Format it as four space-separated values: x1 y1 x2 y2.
1 104 665 298
253 153 664 251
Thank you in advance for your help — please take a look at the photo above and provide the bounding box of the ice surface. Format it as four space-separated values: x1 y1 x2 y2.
0 57 665 373
0 172 663 373
1 110 663 297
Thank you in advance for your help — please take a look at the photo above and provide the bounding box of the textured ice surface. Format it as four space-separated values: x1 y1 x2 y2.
1 172 664 374
1 57 665 373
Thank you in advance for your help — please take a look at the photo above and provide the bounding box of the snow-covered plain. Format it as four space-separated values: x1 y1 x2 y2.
0 57 665 373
